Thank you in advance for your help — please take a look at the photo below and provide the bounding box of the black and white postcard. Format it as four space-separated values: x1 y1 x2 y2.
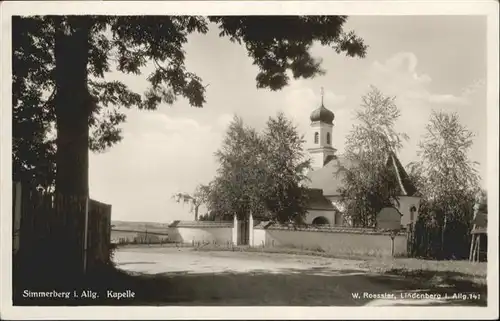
1 1 498 320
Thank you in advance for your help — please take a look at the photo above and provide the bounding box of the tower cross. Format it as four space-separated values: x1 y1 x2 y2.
321 87 324 106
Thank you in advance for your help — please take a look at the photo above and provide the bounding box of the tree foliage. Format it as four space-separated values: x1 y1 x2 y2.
408 111 481 259
412 111 481 224
171 184 210 221
416 111 480 200
475 189 487 213
262 112 311 223
12 15 367 195
198 211 219 221
205 113 311 223
339 86 408 227
207 116 268 220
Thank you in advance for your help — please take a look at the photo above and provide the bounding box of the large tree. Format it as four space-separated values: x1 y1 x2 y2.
208 116 269 220
416 111 481 201
262 112 311 224
206 113 311 223
13 15 367 197
339 86 408 227
409 111 481 259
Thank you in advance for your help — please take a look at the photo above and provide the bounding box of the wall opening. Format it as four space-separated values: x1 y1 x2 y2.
334 211 343 226
312 216 330 225
238 219 250 245
314 132 319 144
326 132 331 145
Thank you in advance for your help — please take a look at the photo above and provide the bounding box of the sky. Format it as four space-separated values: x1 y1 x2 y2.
88 16 487 223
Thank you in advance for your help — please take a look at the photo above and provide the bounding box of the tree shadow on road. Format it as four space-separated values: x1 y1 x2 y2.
14 265 486 307
83 266 490 306
381 268 486 305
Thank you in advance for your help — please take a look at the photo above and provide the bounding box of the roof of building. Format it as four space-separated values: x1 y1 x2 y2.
310 104 335 124
305 152 418 197
306 155 355 196
471 226 487 234
305 188 337 210
386 151 418 197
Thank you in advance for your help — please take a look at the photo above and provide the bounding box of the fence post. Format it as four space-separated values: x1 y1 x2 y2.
406 224 412 257
249 212 254 247
13 182 22 254
83 197 90 274
232 214 238 245
390 232 396 257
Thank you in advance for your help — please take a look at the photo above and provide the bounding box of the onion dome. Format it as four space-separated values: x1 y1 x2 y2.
310 104 335 124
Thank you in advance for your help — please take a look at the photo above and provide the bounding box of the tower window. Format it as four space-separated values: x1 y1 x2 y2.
314 132 319 144
326 132 331 145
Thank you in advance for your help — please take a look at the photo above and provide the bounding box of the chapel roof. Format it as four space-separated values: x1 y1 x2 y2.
386 151 418 197
306 152 418 197
305 188 336 210
310 104 335 124
306 155 355 196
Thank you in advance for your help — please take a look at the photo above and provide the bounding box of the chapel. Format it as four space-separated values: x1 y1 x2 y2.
303 90 420 228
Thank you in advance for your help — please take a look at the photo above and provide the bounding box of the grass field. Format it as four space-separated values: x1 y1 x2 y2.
192 244 485 272
359 257 487 278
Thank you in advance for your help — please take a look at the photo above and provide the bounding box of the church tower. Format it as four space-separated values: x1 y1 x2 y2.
307 88 336 169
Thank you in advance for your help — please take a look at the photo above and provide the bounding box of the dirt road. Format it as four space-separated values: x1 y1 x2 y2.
113 247 484 306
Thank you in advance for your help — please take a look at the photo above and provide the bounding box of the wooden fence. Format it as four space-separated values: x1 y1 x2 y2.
86 199 112 271
406 220 475 260
12 182 112 277
111 229 170 245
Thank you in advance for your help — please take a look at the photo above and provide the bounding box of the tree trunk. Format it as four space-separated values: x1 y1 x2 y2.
54 17 92 197
51 17 93 279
